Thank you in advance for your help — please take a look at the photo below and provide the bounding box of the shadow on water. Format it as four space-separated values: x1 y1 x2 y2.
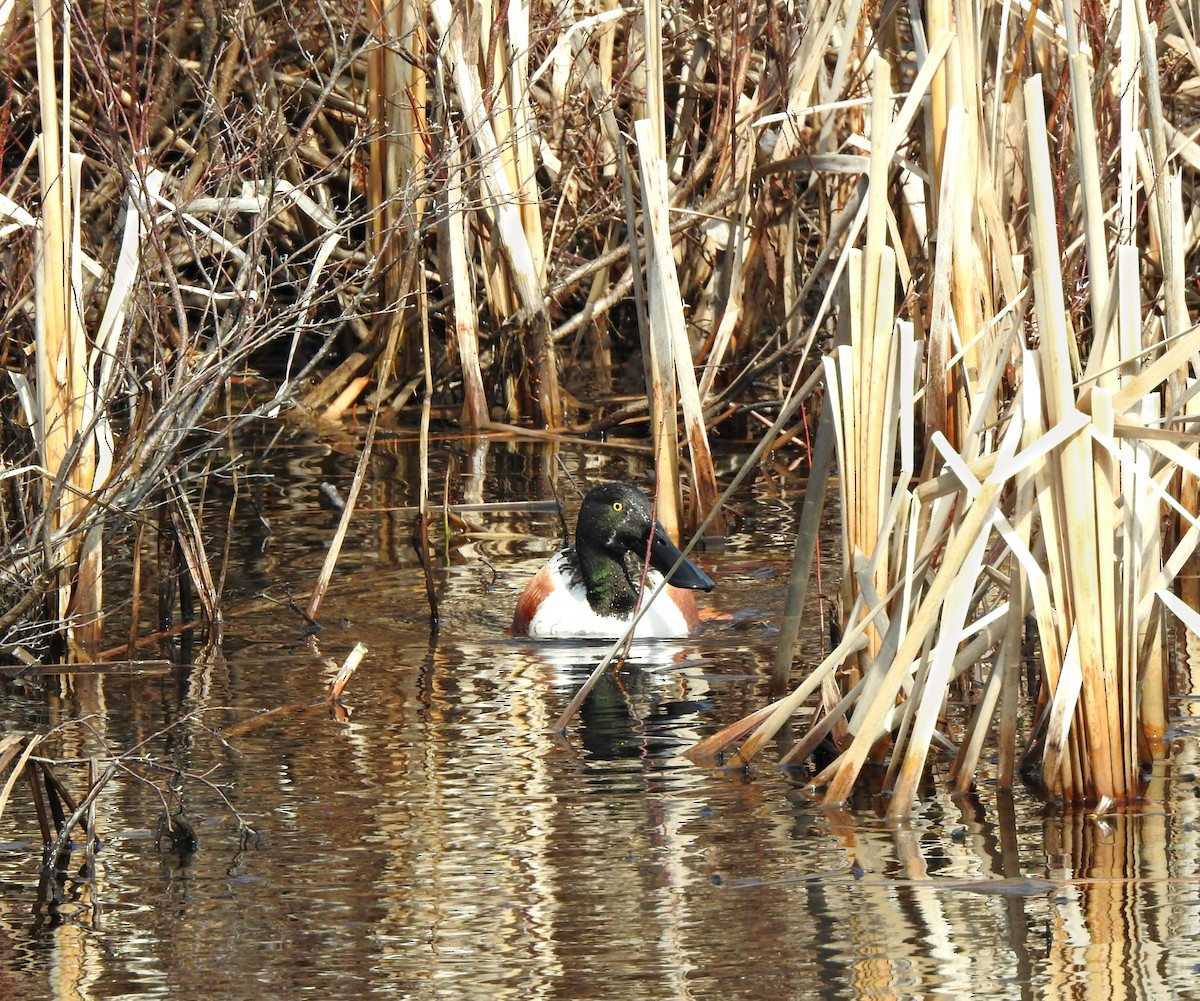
3 433 1200 1000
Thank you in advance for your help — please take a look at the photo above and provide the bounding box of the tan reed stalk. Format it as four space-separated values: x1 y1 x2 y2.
1041 633 1084 793
948 1 989 427
32 0 93 646
31 0 68 540
1066 54 1114 359
417 263 438 627
696 87 755 404
634 118 681 536
64 147 103 648
924 0 951 186
771 400 838 694
367 0 426 324
635 2 681 531
1094 388 1126 782
1025 73 1117 802
694 198 748 401
832 262 860 646
1128 395 1168 753
504 1 546 282
1164 385 1200 736
924 104 964 447
168 475 220 631
77 167 165 648
480 0 516 199
633 114 719 528
442 119 488 430
1136 0 1188 344
856 63 894 620
0 736 42 825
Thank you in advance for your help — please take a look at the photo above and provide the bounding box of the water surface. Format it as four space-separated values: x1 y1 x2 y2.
2 433 1198 1000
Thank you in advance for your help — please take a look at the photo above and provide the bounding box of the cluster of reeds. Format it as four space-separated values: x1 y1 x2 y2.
1 1 401 655
693 0 1200 814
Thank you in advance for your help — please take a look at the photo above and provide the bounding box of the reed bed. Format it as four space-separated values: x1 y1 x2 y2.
0 0 1198 814
689 0 1200 813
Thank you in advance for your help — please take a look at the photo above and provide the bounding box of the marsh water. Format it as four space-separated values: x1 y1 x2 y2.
4 428 1200 1000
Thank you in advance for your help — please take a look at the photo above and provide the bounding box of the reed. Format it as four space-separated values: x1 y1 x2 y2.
31 0 91 647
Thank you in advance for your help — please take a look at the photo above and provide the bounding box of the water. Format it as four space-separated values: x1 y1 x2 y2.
3 431 1200 1000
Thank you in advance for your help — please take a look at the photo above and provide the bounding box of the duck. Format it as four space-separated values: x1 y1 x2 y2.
511 482 715 639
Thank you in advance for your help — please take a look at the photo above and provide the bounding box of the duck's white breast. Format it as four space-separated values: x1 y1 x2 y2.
525 558 692 639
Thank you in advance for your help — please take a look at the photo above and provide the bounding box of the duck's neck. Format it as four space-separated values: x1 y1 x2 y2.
575 546 650 617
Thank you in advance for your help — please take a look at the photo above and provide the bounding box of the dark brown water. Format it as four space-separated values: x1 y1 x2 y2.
3 431 1200 1000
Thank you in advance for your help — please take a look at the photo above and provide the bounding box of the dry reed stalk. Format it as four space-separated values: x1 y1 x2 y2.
771 399 837 694
1136 0 1188 344
1129 399 1163 769
1025 74 1118 802
695 154 752 404
416 265 440 630
856 62 896 617
948 10 990 428
0 735 42 826
32 0 90 640
1095 390 1129 785
442 119 488 430
326 642 368 704
924 0 951 186
168 474 220 633
633 118 720 533
322 376 372 422
503 2 546 283
924 104 964 448
367 0 426 312
634 4 681 532
634 118 682 538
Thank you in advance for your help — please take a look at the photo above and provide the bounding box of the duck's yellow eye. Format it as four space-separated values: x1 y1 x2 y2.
612 501 623 512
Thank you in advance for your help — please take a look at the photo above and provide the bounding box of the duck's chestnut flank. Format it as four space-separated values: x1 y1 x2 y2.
511 482 715 639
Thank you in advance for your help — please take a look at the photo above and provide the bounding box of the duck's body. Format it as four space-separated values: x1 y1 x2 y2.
511 483 715 640
512 549 702 638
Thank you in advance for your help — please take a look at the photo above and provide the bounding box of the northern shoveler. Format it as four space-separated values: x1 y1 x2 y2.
511 482 715 639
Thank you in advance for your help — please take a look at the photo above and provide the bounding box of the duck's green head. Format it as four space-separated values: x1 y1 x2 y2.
573 483 715 613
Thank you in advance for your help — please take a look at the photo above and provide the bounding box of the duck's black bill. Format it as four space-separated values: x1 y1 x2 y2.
650 525 716 591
